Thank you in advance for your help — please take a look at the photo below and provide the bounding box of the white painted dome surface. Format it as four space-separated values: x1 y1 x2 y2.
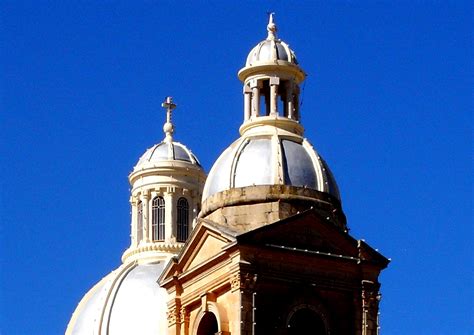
246 38 298 66
66 261 168 335
245 13 298 67
134 141 201 171
202 135 340 202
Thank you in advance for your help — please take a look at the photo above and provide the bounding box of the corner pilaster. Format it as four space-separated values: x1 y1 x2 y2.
141 192 150 243
230 270 257 335
361 280 381 335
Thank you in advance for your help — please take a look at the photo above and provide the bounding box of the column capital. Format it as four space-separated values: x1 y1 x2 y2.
270 76 280 85
166 186 177 194
230 271 258 292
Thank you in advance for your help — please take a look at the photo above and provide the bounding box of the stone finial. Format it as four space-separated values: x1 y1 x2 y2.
267 12 277 40
161 96 176 142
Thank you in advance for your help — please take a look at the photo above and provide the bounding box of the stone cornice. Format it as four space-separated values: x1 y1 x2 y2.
121 243 183 263
129 162 206 184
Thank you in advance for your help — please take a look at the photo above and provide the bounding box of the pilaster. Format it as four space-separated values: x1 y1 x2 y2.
243 85 252 121
361 280 381 335
167 298 181 335
164 187 177 243
130 195 137 246
141 192 150 243
179 306 189 335
230 270 257 335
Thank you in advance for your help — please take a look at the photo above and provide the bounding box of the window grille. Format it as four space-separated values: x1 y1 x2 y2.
152 196 165 241
177 198 189 242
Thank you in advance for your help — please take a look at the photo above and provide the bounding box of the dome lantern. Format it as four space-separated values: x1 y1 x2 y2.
238 14 306 136
201 15 346 231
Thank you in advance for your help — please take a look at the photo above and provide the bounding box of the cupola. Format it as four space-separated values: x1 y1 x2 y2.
123 97 206 263
237 13 306 135
201 15 346 231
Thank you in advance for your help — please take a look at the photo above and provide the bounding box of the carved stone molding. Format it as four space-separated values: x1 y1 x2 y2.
361 281 381 310
167 306 180 327
230 272 257 292
180 306 189 325
362 289 380 310
361 281 381 335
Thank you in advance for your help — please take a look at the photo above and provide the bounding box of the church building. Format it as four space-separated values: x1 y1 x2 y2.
66 15 389 335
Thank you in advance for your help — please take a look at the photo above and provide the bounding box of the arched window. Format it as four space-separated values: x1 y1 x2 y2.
152 196 165 241
177 197 189 242
288 308 326 335
137 201 143 242
196 312 218 335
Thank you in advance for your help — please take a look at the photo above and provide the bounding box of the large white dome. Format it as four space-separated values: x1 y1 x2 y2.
202 129 340 202
66 261 168 335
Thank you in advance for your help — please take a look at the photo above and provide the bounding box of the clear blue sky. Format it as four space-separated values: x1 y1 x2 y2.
1 1 472 334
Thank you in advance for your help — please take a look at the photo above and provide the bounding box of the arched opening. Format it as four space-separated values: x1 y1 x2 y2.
288 308 326 335
176 197 189 242
196 312 218 335
151 196 165 241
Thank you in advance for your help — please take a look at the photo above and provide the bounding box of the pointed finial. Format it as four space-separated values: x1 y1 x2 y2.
267 12 277 40
161 96 176 142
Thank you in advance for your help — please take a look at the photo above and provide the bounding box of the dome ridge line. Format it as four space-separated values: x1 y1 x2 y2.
98 261 136 333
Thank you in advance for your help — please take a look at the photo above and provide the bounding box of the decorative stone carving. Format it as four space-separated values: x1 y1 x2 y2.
179 305 190 334
361 280 381 335
180 306 189 323
230 272 257 292
167 306 180 327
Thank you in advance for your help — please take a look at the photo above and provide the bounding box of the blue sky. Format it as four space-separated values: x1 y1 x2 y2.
1 1 472 334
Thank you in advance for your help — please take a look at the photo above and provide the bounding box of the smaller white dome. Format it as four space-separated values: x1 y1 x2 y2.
133 141 201 171
245 13 298 67
246 39 298 66
132 96 203 172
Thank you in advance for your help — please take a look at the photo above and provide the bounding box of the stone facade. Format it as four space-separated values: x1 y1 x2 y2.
159 210 388 335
